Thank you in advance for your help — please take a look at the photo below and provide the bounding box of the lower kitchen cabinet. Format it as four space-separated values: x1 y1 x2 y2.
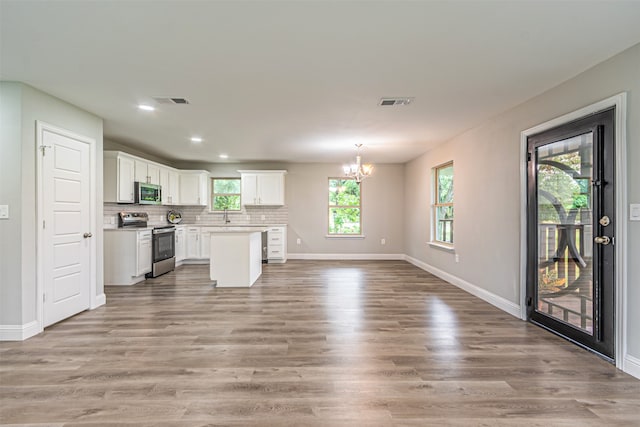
174 226 186 264
200 227 214 259
185 227 201 259
104 229 152 285
267 226 287 263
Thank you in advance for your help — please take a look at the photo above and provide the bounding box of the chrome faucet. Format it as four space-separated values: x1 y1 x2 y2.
223 208 231 224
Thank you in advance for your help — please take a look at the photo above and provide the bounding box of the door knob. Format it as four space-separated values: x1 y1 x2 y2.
594 236 610 245
83 232 92 238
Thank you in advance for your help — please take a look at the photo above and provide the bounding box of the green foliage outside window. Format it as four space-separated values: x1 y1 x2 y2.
434 163 454 244
211 178 241 211
329 178 361 235
537 151 591 224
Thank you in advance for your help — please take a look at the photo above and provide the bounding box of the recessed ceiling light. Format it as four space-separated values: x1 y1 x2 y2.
190 137 203 143
219 154 229 159
138 104 155 111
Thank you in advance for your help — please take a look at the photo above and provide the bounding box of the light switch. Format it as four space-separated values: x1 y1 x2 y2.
0 205 8 219
630 204 640 221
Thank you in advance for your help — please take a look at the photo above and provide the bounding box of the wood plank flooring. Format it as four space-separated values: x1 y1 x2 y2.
1 260 639 426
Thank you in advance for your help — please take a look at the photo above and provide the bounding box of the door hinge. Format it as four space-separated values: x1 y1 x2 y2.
39 145 51 156
527 152 532 162
43 293 46 302
43 220 45 229
527 296 532 307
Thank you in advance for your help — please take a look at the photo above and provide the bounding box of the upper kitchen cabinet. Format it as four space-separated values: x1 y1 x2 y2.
135 159 160 185
179 171 209 206
104 151 136 203
239 170 287 206
160 167 180 205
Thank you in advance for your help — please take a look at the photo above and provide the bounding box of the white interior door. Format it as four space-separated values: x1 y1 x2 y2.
41 127 92 327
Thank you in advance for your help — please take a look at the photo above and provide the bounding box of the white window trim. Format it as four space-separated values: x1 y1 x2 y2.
328 177 363 236
431 161 454 247
210 177 242 213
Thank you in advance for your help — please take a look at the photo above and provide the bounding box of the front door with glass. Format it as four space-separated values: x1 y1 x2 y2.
526 108 615 360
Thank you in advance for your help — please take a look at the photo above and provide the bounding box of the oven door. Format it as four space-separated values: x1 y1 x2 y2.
153 229 175 262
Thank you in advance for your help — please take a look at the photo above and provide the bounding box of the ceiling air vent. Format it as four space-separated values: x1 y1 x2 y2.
379 97 414 106
152 96 190 105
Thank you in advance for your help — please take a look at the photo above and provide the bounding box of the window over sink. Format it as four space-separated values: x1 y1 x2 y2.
211 178 241 212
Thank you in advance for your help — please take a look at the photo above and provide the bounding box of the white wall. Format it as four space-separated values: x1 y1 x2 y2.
0 82 104 333
404 43 640 364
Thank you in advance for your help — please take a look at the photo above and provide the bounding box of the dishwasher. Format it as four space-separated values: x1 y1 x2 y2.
261 231 268 263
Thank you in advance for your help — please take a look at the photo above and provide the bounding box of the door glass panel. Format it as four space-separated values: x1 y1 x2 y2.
535 132 593 335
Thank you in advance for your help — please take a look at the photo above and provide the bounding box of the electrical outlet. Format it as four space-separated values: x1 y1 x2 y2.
296 238 301 245
196 215 200 221
0 205 8 219
160 215 164 222
381 238 386 245
455 254 460 263
631 204 640 221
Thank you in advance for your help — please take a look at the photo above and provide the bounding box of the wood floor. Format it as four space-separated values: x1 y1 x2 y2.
1 260 639 426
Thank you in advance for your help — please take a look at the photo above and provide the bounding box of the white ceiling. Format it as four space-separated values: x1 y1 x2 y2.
2 1 640 164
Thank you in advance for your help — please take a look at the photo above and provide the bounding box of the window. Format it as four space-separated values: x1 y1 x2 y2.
211 178 241 211
328 178 361 235
433 162 454 244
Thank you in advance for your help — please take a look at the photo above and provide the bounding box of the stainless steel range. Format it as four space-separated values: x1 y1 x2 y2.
147 225 175 278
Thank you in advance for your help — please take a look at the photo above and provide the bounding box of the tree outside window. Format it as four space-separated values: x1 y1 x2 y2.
211 178 241 211
328 178 361 235
433 162 453 244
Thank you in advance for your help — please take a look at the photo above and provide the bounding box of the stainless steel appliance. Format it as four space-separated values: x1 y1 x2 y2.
147 225 175 278
261 231 268 264
118 211 148 228
135 182 161 205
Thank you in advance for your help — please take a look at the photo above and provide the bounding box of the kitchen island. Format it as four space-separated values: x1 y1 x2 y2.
209 227 267 287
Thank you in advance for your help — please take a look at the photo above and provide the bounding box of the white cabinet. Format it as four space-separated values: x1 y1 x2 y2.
239 170 286 206
186 227 201 259
200 227 214 259
104 151 136 203
180 171 209 206
160 167 180 205
104 229 152 285
135 159 160 185
175 226 186 263
136 230 153 276
267 226 287 263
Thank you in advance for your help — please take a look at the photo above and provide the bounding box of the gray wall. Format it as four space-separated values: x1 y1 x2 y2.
0 82 104 327
404 43 640 359
0 82 24 324
174 161 405 255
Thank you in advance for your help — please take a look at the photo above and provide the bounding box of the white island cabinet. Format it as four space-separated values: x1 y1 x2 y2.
209 228 267 287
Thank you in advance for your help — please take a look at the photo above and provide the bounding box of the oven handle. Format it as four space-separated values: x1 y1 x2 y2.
153 228 175 235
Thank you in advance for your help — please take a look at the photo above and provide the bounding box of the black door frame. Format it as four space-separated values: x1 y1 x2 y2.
526 108 615 360
519 94 627 370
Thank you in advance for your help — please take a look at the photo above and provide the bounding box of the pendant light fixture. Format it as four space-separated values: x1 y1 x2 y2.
343 144 373 183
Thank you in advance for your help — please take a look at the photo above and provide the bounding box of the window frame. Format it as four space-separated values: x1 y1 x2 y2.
327 177 362 237
210 177 242 213
432 161 454 247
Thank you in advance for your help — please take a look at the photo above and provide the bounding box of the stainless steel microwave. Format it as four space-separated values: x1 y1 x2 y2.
135 182 161 205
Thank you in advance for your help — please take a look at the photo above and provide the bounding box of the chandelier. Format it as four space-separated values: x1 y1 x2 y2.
343 144 373 183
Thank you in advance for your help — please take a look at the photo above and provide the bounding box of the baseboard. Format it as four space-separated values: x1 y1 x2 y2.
404 255 521 318
287 253 406 260
0 320 41 341
91 293 106 309
624 354 640 379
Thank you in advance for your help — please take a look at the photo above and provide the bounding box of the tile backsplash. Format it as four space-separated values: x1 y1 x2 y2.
104 203 288 227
